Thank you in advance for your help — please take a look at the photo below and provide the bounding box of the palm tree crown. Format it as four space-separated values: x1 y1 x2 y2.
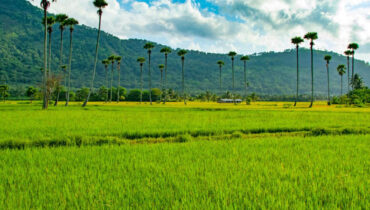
217 60 224 66
304 32 318 43
344 50 353 56
240 56 250 61
102 59 109 67
324 55 332 63
160 47 172 55
93 0 108 15
158 64 165 70
137 57 145 64
337 65 346 75
64 18 79 30
348 43 359 51
144 42 155 52
115 56 122 65
228 51 237 60
56 14 68 29
291 37 304 45
177 49 187 58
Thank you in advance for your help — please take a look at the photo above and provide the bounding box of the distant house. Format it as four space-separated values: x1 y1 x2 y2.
218 99 242 103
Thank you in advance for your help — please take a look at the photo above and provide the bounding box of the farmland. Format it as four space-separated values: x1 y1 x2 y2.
0 101 369 208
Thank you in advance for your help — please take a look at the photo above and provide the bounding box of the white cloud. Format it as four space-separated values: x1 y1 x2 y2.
29 0 370 61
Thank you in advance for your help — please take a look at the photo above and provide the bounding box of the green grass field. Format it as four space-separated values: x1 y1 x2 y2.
0 101 369 208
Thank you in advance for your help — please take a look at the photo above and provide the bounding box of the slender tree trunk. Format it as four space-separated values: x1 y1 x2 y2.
148 52 152 105
105 67 108 103
347 56 350 97
232 58 235 104
182 58 186 105
219 65 222 96
341 75 343 96
160 70 163 103
243 61 247 105
55 28 64 106
65 29 73 106
326 63 330 105
309 44 314 108
117 65 120 103
110 63 113 102
163 54 168 104
294 45 299 106
140 64 143 104
48 30 52 78
42 8 48 110
351 54 354 90
83 13 102 107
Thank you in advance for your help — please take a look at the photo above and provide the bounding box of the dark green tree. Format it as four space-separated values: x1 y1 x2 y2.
216 60 224 95
64 18 78 106
115 56 122 102
177 49 188 105
291 36 304 106
228 51 237 104
240 56 250 105
304 32 318 108
108 55 116 102
348 43 359 90
344 50 353 95
137 57 145 104
144 42 155 105
158 64 165 102
324 55 332 105
160 47 172 104
337 64 346 96
102 59 109 102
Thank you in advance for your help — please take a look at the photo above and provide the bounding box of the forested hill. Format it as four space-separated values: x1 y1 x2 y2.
1 0 369 96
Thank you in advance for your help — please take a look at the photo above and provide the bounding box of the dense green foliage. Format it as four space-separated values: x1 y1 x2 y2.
1 0 369 97
0 135 369 208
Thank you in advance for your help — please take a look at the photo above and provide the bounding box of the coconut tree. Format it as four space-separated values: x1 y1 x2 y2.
348 43 359 89
143 42 155 105
137 57 145 103
54 14 68 106
337 64 346 96
216 60 224 95
158 64 165 102
177 49 188 105
83 0 108 107
228 51 237 104
102 59 109 102
42 16 55 77
240 56 250 105
39 0 57 109
115 56 122 103
108 55 116 102
160 47 172 104
64 18 79 106
324 55 332 105
291 36 304 106
304 32 318 108
344 50 352 95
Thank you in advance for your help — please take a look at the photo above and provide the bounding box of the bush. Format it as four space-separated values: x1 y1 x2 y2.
176 134 192 143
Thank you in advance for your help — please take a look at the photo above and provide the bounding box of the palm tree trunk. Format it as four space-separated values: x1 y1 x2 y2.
341 75 343 96
55 28 64 106
232 59 235 104
148 52 152 105
65 29 73 106
117 66 120 103
83 13 102 107
105 67 108 103
110 63 113 102
309 44 314 108
140 64 143 104
182 58 186 105
163 54 168 104
48 30 52 78
42 8 48 110
160 70 163 103
294 45 299 106
326 63 330 105
351 54 354 90
244 61 247 105
219 66 222 96
347 56 350 97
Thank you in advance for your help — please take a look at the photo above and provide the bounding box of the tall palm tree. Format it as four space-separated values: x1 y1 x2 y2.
137 57 146 103
102 59 109 102
144 43 155 105
158 64 165 102
324 55 332 105
83 0 108 107
304 32 318 108
177 49 188 105
40 0 56 109
240 56 250 105
337 64 346 96
42 16 55 77
344 50 352 95
216 60 224 95
54 14 68 106
160 47 172 104
108 55 116 102
64 18 78 107
347 43 359 90
115 56 122 103
291 36 304 106
228 51 237 104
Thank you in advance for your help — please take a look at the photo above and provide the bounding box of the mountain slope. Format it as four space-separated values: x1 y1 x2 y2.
0 0 369 96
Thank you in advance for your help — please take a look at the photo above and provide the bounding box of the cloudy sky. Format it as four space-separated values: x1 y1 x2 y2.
30 0 370 62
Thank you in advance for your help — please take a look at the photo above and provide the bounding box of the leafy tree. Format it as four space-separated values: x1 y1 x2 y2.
324 55 332 105
160 47 172 104
127 89 141 101
344 50 353 95
144 42 155 105
352 73 364 90
102 59 109 102
158 64 165 102
97 86 108 101
216 60 224 95
75 87 89 101
83 0 108 107
115 56 122 102
304 32 318 108
337 64 346 96
0 85 9 102
240 56 250 105
291 36 304 106
228 51 237 104
178 49 188 105
64 18 79 106
137 57 145 103
108 55 116 102
348 43 359 90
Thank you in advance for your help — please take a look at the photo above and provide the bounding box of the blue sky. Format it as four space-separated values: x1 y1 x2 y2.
30 0 370 61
